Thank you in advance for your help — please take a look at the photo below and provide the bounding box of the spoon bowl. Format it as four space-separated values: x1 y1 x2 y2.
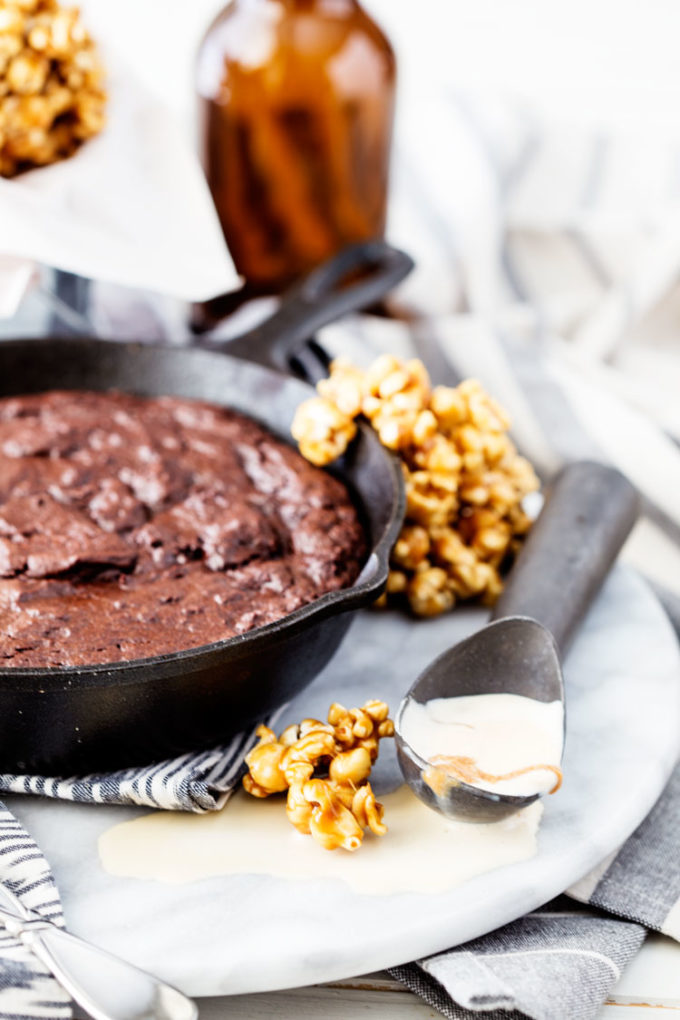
395 461 640 823
395 617 564 822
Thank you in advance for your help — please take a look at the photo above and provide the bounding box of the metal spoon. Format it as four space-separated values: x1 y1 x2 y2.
395 460 640 823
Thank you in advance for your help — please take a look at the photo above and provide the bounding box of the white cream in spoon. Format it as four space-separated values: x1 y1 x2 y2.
399 692 564 797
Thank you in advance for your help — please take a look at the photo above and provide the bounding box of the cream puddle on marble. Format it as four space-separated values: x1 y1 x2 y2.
98 785 543 896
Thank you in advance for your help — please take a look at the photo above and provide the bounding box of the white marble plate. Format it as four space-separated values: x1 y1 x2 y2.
7 565 680 997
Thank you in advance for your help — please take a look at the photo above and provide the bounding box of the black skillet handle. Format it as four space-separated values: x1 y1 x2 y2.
491 461 640 655
218 240 414 382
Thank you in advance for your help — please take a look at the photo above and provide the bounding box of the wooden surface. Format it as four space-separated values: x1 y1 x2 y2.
190 934 680 1018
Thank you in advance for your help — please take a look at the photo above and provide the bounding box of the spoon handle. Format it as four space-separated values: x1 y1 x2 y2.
0 898 197 1020
491 460 639 654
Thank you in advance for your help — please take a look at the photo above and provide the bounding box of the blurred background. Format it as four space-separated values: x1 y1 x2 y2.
83 0 680 131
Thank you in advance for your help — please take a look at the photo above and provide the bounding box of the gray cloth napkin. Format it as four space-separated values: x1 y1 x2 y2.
390 595 680 1018
390 907 646 1020
390 761 680 1020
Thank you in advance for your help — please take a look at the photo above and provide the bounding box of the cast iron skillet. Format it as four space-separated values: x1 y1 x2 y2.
0 241 412 774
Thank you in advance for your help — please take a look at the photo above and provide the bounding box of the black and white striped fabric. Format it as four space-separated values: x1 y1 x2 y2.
386 94 680 449
0 719 280 1020
0 805 71 1019
0 725 268 813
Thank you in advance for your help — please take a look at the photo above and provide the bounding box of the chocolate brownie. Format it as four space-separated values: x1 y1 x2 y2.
0 391 366 667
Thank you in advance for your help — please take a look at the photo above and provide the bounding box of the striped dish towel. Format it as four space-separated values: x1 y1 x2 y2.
388 92 680 444
1 769 678 1020
0 806 70 1019
390 907 647 1020
0 723 270 1020
0 726 269 813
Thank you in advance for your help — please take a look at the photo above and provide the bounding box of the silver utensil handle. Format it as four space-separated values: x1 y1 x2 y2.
0 906 196 1020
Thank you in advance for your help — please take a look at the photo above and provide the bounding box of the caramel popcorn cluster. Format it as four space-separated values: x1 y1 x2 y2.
243 699 394 852
0 0 106 177
291 356 539 614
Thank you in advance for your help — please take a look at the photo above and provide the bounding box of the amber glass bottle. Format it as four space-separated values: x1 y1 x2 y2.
197 0 396 292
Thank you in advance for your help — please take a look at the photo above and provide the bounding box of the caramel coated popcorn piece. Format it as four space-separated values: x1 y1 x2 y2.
407 565 454 617
291 355 539 616
304 778 364 852
290 396 356 466
0 0 106 176
286 780 313 834
328 746 372 786
243 699 393 852
351 783 387 836
242 725 289 797
317 358 365 418
392 523 430 571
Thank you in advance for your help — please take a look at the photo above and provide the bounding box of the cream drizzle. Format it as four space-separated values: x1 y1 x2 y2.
400 693 564 797
98 785 543 896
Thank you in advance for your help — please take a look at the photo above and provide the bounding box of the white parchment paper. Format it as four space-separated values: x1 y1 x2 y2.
0 55 239 318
